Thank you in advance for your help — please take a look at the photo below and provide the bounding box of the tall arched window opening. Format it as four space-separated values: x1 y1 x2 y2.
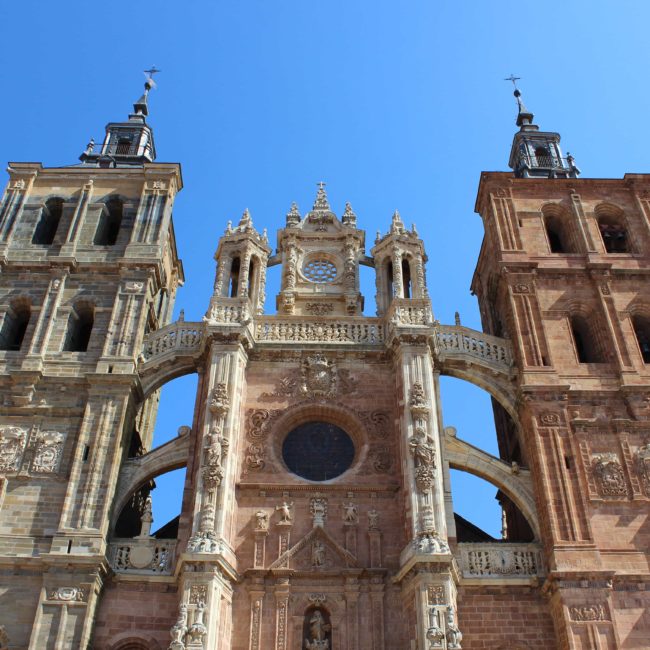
401 258 412 298
32 197 64 245
229 257 240 297
248 257 259 304
570 314 604 363
94 197 123 246
598 217 629 253
385 260 394 302
0 302 31 351
632 315 650 363
63 303 94 352
543 214 570 253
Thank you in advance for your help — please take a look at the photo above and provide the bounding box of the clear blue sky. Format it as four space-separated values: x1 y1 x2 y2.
2 1 648 536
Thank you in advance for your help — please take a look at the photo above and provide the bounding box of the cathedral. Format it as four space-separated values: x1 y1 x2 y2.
0 75 648 650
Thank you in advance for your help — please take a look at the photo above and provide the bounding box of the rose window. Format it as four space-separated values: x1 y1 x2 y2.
302 258 338 283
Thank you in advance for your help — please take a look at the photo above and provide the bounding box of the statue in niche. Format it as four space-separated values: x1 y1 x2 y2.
311 540 326 567
342 501 358 524
304 608 332 649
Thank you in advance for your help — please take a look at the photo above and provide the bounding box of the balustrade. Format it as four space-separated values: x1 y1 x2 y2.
456 543 543 579
108 538 176 575
434 324 512 367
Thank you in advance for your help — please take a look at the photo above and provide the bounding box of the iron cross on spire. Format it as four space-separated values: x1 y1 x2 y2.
504 74 521 90
317 181 326 190
144 66 161 80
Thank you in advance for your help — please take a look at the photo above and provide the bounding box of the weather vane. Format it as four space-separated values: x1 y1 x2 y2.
504 74 521 90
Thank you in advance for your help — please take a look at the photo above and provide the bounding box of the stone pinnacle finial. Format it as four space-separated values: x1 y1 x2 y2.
342 201 357 226
313 182 331 211
390 210 405 235
286 202 301 227
238 208 252 229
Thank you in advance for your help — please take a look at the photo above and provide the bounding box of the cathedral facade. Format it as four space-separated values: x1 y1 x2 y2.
0 80 648 650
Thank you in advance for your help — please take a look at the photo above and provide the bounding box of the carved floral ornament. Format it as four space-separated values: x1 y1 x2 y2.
32 431 66 474
48 586 86 602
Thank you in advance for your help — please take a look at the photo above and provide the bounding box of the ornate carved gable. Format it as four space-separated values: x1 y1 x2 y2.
269 525 358 571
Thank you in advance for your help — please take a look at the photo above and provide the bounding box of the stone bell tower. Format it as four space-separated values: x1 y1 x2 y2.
471 86 650 649
0 74 183 649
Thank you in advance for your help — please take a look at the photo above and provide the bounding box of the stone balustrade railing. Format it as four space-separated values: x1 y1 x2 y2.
456 543 544 579
254 319 386 345
139 317 513 376
141 322 204 361
108 538 176 575
386 298 433 326
433 324 513 368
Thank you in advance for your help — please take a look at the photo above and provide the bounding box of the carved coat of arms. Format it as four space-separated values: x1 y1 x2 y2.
300 355 337 399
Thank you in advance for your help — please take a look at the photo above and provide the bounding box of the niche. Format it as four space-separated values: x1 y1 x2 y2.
303 607 332 650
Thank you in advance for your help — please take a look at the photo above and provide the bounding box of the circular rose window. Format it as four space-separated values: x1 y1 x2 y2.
282 422 355 481
303 258 338 283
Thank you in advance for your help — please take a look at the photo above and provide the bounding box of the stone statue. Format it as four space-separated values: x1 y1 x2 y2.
446 608 462 648
409 427 435 467
368 508 379 530
169 603 188 649
311 540 325 567
276 501 293 524
305 609 331 649
343 501 358 524
254 510 269 531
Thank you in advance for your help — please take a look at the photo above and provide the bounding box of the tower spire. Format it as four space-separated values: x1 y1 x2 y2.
80 68 160 167
504 76 579 179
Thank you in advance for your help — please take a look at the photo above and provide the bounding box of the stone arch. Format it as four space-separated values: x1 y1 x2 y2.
111 433 190 532
139 358 201 399
444 432 539 539
437 363 519 428
107 631 163 650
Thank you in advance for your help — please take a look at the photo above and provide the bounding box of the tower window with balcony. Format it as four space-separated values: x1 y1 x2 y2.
116 138 133 155
632 315 650 363
63 302 94 352
32 197 64 245
0 301 31 351
94 197 123 246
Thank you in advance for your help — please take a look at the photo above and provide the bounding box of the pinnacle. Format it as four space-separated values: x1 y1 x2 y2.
312 182 331 211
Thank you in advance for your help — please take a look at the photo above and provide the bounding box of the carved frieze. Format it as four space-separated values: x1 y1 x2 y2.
306 302 334 316
592 453 628 497
0 426 28 473
569 604 609 622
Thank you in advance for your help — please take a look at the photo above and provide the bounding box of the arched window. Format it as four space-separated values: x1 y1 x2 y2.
63 302 94 352
386 260 394 301
0 301 31 351
94 197 123 246
632 314 650 363
248 257 259 304
401 258 412 298
570 314 604 363
33 197 64 245
598 216 629 253
229 257 240 297
543 213 571 253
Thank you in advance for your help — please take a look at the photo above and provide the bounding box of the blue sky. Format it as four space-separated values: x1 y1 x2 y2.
2 1 648 536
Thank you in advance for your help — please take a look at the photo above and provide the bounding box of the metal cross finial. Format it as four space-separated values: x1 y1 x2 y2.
317 181 326 191
144 66 161 80
504 74 521 90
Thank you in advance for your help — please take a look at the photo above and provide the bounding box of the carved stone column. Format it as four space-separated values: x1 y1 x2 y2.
248 580 265 650
274 578 290 650
344 577 360 650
